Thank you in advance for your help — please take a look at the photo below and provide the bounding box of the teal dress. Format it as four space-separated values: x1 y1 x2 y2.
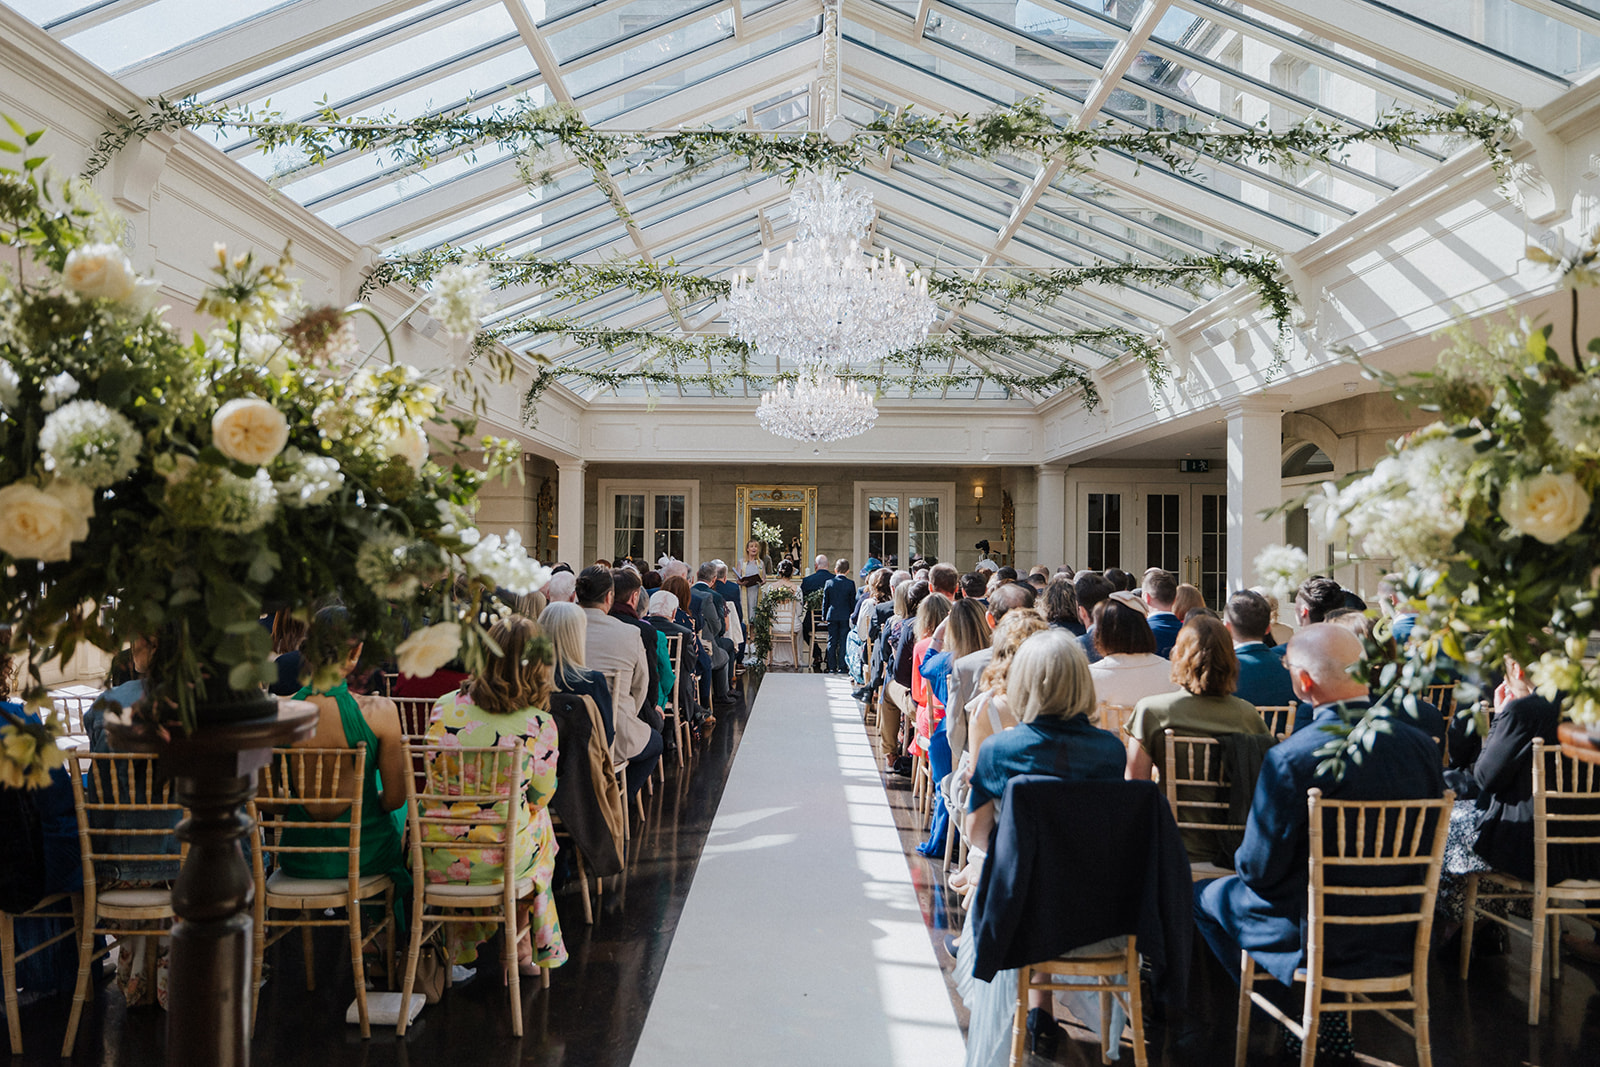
278 683 411 916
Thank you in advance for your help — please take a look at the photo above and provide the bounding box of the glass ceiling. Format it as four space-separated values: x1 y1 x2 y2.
12 0 1597 403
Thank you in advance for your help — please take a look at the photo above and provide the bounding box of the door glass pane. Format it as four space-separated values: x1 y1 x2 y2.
1147 493 1182 574
613 493 644 562
1085 492 1122 571
908 496 940 561
1200 493 1227 609
652 493 686 563
868 496 899 563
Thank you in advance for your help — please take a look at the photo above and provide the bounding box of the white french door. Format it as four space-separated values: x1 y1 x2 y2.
1076 483 1228 608
597 480 699 566
855 482 955 568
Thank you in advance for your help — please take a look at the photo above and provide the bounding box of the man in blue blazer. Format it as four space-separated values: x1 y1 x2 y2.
821 559 857 673
1141 568 1181 657
1225 590 1295 708
799 554 831 667
1194 625 1444 1048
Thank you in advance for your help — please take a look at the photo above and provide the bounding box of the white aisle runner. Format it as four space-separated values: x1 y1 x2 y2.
634 673 966 1066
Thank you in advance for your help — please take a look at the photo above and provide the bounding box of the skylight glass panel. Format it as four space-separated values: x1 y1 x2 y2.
60 0 290 70
862 0 919 15
1359 0 1600 78
548 0 725 64
315 147 517 230
845 21 1022 106
11 0 86 21
923 9 1104 94
937 0 1124 69
564 8 738 97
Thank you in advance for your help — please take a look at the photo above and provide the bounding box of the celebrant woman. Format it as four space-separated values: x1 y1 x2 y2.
740 539 768 621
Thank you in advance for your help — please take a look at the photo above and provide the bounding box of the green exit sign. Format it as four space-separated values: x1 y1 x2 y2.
1179 459 1210 473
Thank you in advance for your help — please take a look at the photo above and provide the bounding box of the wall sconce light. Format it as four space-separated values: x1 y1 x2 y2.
974 484 985 525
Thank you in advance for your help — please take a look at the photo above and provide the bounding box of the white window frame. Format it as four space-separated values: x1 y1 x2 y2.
853 481 956 568
597 479 700 566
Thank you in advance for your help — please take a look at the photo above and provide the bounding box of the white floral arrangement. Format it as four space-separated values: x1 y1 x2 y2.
0 122 544 750
1252 543 1310 605
1306 231 1600 728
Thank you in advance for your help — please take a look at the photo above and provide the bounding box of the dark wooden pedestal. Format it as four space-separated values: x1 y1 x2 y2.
1558 720 1600 765
112 700 318 1067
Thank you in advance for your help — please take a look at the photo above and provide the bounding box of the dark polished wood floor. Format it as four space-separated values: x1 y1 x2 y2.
9 680 1600 1066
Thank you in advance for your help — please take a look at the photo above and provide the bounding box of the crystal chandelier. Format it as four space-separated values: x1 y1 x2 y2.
725 172 938 367
756 369 879 443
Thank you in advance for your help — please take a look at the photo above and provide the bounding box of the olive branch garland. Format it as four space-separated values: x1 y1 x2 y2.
85 96 1518 197
360 245 1293 331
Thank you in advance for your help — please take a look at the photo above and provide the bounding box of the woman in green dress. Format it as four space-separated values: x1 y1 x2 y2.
278 607 411 912
423 615 566 975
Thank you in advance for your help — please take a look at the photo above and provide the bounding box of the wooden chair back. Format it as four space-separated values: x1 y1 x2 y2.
1160 730 1240 839
1304 788 1452 990
1532 738 1600 887
66 750 184 886
1257 704 1296 740
403 744 525 895
1096 703 1135 747
770 600 801 635
1422 683 1455 718
49 694 96 738
392 696 437 739
253 745 366 886
663 634 683 715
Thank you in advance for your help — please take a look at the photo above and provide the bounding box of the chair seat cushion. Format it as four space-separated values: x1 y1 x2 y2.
1554 878 1600 890
265 870 391 901
97 887 173 909
424 877 534 903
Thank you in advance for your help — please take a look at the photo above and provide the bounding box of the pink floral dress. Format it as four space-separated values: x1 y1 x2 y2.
423 692 565 968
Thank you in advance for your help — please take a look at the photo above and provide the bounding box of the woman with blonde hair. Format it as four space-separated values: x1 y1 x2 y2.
424 614 566 975
965 610 1050 763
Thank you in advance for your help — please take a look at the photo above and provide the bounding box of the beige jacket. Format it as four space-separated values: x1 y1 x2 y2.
582 607 652 761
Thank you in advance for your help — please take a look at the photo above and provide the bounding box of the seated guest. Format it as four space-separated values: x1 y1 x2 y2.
268 608 308 697
281 607 411 922
662 572 713 713
1172 583 1204 622
884 581 934 767
1293 575 1346 629
1193 625 1444 1058
850 569 893 694
1040 574 1084 636
607 567 662 726
516 590 548 620
542 602 616 746
1124 617 1271 862
1225 590 1295 709
872 580 913 758
959 572 988 604
929 563 960 600
691 562 737 706
424 615 565 975
965 628 1126 1053
544 570 577 604
645 590 707 729
640 570 662 592
1105 567 1135 592
1073 571 1115 664
574 567 662 797
944 581 1036 762
916 599 991 857
1251 587 1296 648
909 594 953 757
1140 568 1182 657
1088 596 1176 717
963 610 1049 767
1324 610 1444 745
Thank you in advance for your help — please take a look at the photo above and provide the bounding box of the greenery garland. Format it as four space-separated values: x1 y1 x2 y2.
86 97 1517 195
745 584 824 683
360 246 1293 332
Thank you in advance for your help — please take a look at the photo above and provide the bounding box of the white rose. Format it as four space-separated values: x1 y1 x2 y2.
394 622 462 678
1500 471 1592 545
384 421 429 472
0 479 93 562
40 372 78 413
62 244 138 304
212 397 290 467
0 362 19 410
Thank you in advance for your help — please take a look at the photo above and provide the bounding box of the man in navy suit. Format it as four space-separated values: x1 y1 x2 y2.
1141 568 1182 657
821 560 857 673
1225 590 1295 708
691 562 736 706
1194 625 1444 1049
800 554 831 667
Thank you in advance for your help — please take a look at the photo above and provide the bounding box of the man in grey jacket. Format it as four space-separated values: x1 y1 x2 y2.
577 565 662 795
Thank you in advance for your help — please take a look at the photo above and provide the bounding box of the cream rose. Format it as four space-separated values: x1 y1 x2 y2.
394 622 461 678
62 244 138 304
1499 471 1592 545
0 480 93 562
212 397 290 467
384 421 429 472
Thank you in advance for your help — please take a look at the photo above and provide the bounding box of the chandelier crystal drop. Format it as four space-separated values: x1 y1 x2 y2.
756 370 879 443
725 172 938 367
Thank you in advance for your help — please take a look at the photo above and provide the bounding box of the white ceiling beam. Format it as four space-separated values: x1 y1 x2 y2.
120 0 449 98
1514 0 1600 35
41 0 160 38
1235 0 1565 108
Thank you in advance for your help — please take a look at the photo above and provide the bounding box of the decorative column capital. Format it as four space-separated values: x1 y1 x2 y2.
1221 392 1291 419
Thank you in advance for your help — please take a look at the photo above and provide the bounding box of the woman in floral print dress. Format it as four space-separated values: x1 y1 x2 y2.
423 615 566 974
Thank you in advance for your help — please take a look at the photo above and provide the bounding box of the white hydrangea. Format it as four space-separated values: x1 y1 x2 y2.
37 399 142 489
427 261 492 339
214 468 279 534
1253 544 1309 604
273 447 344 507
1547 378 1600 458
40 372 78 413
1335 427 1478 567
0 361 19 410
459 530 550 595
355 532 436 599
238 326 291 377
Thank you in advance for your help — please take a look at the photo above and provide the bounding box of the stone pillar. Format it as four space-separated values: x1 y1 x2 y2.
557 459 586 566
1225 396 1286 593
1035 465 1067 569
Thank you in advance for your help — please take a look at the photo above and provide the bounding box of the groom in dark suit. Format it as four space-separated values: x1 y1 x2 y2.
821 559 857 674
